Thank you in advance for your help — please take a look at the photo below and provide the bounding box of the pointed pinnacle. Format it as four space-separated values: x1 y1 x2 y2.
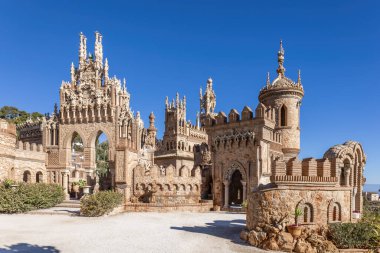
297 69 302 84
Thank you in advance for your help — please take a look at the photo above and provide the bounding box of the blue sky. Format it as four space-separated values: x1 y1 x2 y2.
0 1 379 183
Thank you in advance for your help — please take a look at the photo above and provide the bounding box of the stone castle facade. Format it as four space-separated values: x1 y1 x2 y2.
0 33 366 222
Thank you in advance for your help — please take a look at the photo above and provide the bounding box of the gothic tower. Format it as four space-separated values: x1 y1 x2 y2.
258 41 304 159
163 92 187 151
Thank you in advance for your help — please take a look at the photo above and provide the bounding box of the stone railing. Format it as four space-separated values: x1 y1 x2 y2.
271 175 337 184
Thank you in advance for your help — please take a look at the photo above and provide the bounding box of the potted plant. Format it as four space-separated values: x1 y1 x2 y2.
2 178 18 190
287 207 303 239
77 179 90 196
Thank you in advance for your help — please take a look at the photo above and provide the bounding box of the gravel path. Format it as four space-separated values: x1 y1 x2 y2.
0 212 271 253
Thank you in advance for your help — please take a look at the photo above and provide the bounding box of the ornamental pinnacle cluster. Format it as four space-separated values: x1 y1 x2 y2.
1 33 366 230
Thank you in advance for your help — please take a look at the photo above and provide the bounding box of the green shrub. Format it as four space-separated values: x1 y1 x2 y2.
80 191 123 217
0 183 64 213
329 222 380 249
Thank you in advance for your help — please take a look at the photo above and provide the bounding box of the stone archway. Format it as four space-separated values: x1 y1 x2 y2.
223 162 247 208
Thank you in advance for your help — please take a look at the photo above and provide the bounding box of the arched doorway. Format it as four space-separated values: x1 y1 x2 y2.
229 170 243 205
223 163 247 208
95 131 111 190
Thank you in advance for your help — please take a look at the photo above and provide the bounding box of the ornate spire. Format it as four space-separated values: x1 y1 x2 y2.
149 112 155 129
123 78 126 91
196 112 200 129
176 92 179 107
266 72 270 87
207 77 213 89
79 32 87 67
70 62 75 84
165 96 169 108
297 69 302 85
276 40 286 77
104 58 109 80
95 31 103 67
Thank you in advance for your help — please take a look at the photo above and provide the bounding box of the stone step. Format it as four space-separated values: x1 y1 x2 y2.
55 200 81 208
55 203 81 208
28 207 80 216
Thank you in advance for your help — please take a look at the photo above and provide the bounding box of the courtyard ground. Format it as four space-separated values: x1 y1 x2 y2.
0 212 271 253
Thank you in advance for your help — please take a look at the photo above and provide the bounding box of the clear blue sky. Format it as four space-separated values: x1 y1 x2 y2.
0 1 379 183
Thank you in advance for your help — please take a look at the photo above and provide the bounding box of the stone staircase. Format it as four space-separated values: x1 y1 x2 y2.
28 199 80 216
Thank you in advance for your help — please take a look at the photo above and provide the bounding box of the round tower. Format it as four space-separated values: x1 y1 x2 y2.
258 41 304 159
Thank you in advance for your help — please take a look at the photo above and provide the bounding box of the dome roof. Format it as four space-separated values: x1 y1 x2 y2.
258 41 304 99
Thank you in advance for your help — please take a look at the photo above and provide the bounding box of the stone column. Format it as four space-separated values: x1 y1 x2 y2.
352 187 357 212
241 181 247 202
344 169 350 186
223 180 229 208
62 170 70 200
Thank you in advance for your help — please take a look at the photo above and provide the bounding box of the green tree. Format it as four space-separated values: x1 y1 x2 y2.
96 140 109 176
0 106 44 125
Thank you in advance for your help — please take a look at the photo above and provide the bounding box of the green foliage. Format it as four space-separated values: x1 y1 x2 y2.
80 191 123 217
0 183 64 213
329 222 380 249
294 207 303 226
0 106 43 125
96 140 109 177
76 179 87 188
2 178 16 189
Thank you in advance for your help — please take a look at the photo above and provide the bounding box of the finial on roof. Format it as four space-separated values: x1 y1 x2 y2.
176 92 179 107
70 62 75 83
297 69 302 85
276 40 286 77
266 72 270 87
104 58 109 80
207 77 213 84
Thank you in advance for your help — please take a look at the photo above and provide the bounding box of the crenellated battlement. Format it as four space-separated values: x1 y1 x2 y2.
16 140 44 152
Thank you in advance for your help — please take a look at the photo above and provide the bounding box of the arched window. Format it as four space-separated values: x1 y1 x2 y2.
36 171 43 183
329 202 342 222
280 105 287 126
23 170 31 183
298 202 314 223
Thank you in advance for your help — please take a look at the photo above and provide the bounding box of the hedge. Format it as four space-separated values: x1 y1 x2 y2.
329 222 380 249
80 191 123 217
0 183 65 213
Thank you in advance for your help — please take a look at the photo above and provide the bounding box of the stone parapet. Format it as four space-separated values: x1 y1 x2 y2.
302 158 317 177
271 175 337 185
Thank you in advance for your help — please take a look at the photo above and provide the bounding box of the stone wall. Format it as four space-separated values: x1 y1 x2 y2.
246 187 352 230
0 119 46 183
132 164 202 205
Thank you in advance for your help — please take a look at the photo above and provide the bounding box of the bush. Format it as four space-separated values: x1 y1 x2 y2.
329 222 380 249
80 191 123 217
0 183 65 213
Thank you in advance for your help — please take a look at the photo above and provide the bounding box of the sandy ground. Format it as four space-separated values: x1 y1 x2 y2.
0 212 271 253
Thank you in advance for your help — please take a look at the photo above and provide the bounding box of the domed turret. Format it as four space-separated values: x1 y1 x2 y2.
259 41 304 159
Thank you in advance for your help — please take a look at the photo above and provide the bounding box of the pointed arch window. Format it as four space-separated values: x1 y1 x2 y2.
280 105 287 126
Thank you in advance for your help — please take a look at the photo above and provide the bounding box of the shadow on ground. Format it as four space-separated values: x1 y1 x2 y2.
0 243 60 253
171 218 247 245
